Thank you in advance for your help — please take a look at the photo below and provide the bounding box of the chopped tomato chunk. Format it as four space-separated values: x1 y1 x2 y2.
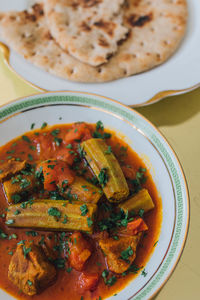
126 218 148 235
55 147 75 165
68 232 91 271
65 123 92 144
78 272 99 291
40 160 75 191
33 134 54 160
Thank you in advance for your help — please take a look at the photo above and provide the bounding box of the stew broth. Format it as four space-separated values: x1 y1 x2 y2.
0 123 162 300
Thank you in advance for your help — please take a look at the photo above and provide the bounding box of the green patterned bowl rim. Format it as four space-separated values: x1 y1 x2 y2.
0 91 190 300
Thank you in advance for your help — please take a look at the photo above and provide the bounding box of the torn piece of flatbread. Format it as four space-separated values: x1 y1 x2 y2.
43 0 129 66
0 1 187 83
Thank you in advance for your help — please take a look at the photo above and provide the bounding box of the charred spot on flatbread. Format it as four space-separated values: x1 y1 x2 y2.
94 20 117 37
98 37 109 47
127 13 153 27
43 0 128 66
80 21 91 32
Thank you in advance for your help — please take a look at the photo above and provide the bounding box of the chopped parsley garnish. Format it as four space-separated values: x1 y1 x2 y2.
66 267 72 273
29 145 36 151
27 280 33 286
14 209 21 215
106 276 117 286
48 164 55 169
8 233 17 240
105 146 112 154
20 178 31 189
130 167 147 193
87 217 93 227
31 123 35 130
28 154 33 161
51 129 60 136
153 240 158 247
120 246 133 263
7 149 15 154
52 258 66 269
48 207 61 219
8 251 13 255
23 246 32 258
41 122 47 129
54 137 62 146
22 135 31 143
77 144 85 158
141 268 147 277
138 209 145 218
62 215 68 224
11 194 21 204
98 168 108 187
98 208 130 232
80 204 88 216
26 231 38 237
66 144 73 149
0 229 7 239
96 120 104 131
102 270 117 286
92 131 111 139
5 219 15 225
39 235 45 245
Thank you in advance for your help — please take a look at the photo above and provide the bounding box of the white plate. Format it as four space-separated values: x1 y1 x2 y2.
0 91 189 300
0 0 200 106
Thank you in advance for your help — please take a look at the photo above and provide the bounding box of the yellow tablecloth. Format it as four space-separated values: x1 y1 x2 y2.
0 46 200 299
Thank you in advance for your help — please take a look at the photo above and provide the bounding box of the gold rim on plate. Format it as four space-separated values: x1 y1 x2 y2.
0 41 199 107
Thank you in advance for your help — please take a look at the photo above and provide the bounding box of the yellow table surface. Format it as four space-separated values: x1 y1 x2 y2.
0 45 200 299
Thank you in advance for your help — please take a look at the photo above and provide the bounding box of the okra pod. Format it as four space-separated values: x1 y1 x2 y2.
63 176 102 204
81 139 129 202
6 200 97 233
119 189 155 214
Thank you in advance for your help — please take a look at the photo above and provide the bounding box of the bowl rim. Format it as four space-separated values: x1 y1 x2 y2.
0 90 190 300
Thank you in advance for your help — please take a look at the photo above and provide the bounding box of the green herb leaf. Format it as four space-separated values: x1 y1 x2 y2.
48 207 61 219
98 168 108 187
138 209 145 218
62 215 68 224
5 219 15 225
22 135 31 143
41 122 47 129
87 217 93 227
51 129 60 136
23 246 32 258
120 246 133 263
105 146 112 154
27 280 33 286
54 137 62 146
96 120 104 130
141 268 147 277
80 204 88 216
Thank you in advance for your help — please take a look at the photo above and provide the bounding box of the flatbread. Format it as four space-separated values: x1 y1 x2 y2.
0 1 187 83
43 0 129 66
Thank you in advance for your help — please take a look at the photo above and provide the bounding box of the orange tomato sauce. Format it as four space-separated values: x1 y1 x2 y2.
0 123 162 300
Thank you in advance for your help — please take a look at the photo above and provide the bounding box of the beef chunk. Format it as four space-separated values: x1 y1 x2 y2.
0 159 26 181
8 242 56 295
99 234 141 274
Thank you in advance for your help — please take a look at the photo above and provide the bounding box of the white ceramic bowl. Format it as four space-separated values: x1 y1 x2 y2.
0 92 189 300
